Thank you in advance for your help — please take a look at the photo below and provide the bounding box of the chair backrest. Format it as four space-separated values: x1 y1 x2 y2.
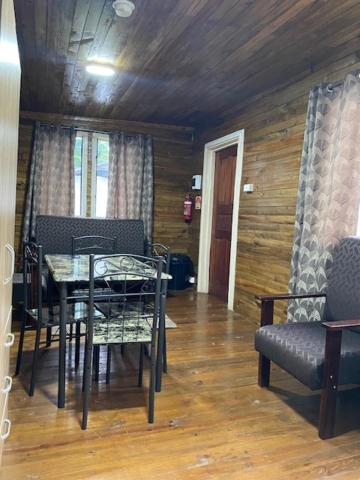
72 235 117 255
151 244 170 304
324 236 360 321
23 242 43 323
36 215 145 256
87 254 163 345
151 243 171 275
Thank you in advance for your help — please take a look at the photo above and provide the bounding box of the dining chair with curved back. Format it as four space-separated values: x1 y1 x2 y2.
81 254 163 429
70 234 117 364
16 242 99 396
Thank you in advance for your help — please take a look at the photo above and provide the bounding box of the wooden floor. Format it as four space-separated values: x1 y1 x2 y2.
3 291 360 480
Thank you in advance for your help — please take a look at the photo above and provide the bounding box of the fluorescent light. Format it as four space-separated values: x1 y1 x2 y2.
86 64 115 76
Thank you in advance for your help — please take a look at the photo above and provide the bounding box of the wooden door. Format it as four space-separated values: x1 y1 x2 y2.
0 0 21 463
209 145 237 301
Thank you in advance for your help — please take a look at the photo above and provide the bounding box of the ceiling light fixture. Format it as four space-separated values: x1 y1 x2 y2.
112 0 135 18
86 64 115 76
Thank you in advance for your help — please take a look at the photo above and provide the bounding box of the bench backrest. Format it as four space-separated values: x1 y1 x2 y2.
35 215 145 256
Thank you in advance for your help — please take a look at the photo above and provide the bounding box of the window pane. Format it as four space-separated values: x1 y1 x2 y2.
74 136 83 216
95 138 109 217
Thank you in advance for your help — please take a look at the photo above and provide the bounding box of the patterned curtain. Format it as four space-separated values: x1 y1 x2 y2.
288 72 360 322
23 122 76 241
106 132 153 241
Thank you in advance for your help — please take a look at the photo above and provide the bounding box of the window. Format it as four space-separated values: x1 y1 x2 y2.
73 132 109 217
74 134 87 216
92 135 110 218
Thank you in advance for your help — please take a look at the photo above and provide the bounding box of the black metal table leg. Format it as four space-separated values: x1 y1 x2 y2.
58 282 67 408
155 281 166 392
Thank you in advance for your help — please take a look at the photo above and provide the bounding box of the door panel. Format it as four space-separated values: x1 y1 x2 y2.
0 394 10 461
209 145 237 301
0 309 12 419
0 0 21 463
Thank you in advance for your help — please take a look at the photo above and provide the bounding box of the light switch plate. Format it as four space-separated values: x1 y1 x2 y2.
243 183 254 193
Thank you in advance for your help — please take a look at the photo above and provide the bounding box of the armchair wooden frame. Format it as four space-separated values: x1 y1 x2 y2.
256 292 360 439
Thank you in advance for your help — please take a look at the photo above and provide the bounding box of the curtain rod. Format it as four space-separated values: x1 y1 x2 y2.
323 69 360 92
32 120 144 136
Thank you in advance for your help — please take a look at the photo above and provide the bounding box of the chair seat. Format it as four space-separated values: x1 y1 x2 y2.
26 302 102 326
255 322 360 390
93 316 153 344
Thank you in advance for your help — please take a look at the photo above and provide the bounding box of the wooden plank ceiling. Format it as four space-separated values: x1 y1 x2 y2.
14 0 360 127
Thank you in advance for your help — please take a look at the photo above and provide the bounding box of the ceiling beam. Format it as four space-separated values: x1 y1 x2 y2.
20 110 195 144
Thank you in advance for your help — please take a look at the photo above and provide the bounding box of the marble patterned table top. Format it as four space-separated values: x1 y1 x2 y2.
45 254 171 283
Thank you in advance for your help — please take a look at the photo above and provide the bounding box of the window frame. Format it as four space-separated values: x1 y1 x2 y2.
90 132 110 218
74 131 88 217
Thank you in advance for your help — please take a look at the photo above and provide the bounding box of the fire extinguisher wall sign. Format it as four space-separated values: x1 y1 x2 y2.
184 194 193 223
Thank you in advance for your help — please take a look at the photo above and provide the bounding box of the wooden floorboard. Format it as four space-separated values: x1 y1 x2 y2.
2 291 360 479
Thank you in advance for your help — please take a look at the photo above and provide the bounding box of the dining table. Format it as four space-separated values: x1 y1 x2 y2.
45 254 171 408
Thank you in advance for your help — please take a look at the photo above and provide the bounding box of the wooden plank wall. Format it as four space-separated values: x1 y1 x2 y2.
196 52 360 323
15 112 201 267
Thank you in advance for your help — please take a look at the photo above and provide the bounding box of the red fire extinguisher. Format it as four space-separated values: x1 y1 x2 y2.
184 194 193 223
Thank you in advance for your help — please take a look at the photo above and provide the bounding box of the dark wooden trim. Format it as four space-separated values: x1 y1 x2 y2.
319 329 342 439
258 354 271 388
20 111 195 137
256 293 326 302
260 299 274 327
257 299 274 388
322 319 360 330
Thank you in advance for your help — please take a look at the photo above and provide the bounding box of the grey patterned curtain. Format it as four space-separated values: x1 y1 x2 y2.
288 72 360 322
23 122 76 242
106 132 153 241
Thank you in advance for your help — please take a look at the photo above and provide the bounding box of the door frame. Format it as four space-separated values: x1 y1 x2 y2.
197 129 245 310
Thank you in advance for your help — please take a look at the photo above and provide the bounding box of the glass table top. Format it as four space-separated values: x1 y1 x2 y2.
45 254 171 283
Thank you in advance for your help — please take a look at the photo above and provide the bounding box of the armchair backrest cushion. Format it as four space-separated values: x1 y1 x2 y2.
35 215 145 256
324 236 360 322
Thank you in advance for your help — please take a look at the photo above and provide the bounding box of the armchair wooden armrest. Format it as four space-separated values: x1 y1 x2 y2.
322 319 360 331
256 292 326 302
255 292 326 327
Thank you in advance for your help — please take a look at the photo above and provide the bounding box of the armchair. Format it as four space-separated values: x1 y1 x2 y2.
255 236 360 439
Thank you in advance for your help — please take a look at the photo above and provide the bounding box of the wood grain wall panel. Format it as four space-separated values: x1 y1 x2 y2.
196 52 360 323
153 138 201 263
14 113 201 267
13 0 360 126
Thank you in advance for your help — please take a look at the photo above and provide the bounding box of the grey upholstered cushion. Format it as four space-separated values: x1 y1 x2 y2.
255 322 360 390
324 236 360 322
36 216 145 256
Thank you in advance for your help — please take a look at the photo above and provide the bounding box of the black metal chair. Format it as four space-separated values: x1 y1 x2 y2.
70 235 117 357
15 242 102 396
81 254 163 429
255 236 360 439
15 242 52 377
95 243 171 390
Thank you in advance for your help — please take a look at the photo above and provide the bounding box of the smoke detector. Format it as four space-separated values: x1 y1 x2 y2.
112 0 135 17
